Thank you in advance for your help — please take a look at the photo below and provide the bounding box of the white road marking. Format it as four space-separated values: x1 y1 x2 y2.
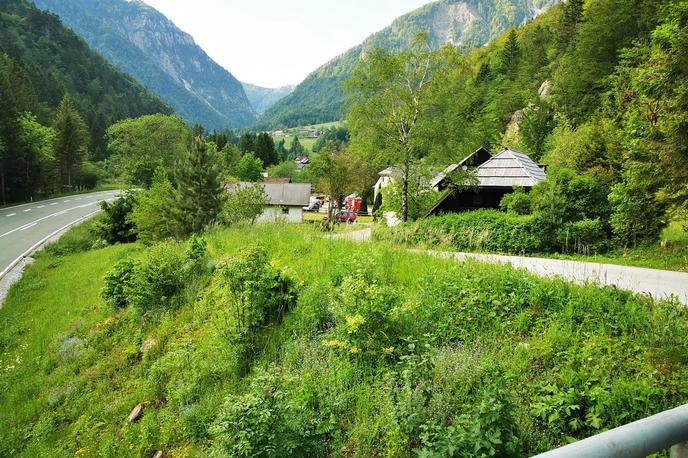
6 213 16 217
0 202 103 239
50 202 58 206
63 200 71 203
37 205 45 209
0 209 102 280
23 209 31 213
19 223 37 231
75 197 82 200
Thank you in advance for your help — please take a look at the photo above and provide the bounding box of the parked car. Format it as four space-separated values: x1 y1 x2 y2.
303 200 321 212
324 211 357 223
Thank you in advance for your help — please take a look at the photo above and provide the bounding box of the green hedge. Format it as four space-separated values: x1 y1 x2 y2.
374 210 545 254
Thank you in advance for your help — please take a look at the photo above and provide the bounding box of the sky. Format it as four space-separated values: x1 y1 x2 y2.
142 0 432 88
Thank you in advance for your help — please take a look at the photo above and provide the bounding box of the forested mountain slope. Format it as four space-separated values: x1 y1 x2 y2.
32 0 257 130
0 0 171 200
242 83 296 115
256 0 560 129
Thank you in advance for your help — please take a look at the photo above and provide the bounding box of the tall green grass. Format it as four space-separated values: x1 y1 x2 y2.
1 222 686 456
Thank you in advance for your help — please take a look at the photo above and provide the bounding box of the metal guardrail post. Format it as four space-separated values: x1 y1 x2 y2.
532 404 688 458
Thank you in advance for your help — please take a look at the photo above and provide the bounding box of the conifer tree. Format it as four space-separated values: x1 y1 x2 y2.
289 136 305 159
173 136 226 235
239 132 256 154
254 132 277 166
276 138 288 160
500 29 520 76
559 0 585 48
52 94 88 189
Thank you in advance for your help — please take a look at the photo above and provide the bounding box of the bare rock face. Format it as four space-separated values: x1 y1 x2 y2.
128 403 144 423
140 338 158 355
31 0 257 130
538 80 552 100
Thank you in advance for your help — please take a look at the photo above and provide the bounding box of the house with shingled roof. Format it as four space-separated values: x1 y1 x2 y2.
425 149 546 217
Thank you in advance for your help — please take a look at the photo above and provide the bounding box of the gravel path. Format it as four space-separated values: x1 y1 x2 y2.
326 228 688 305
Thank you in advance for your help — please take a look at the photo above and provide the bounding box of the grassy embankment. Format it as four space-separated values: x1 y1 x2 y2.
0 221 686 456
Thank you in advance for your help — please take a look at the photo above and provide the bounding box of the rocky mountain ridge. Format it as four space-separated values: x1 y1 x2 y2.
256 0 561 129
32 0 257 130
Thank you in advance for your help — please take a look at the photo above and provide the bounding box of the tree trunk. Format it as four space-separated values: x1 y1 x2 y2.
401 162 410 222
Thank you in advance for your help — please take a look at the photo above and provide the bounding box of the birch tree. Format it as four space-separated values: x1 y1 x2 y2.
345 33 437 222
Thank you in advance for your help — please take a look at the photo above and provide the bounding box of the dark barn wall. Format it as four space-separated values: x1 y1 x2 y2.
431 187 516 214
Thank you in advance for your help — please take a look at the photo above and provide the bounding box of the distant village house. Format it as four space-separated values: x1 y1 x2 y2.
226 182 311 223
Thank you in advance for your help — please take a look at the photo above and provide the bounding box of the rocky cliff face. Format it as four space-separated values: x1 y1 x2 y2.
32 0 257 130
257 0 561 129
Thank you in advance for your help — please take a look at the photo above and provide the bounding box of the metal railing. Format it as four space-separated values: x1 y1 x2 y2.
532 404 688 458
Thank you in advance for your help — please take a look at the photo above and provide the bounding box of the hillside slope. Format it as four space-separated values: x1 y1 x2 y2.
242 82 296 115
0 0 171 159
1 223 686 456
256 0 560 129
32 0 257 130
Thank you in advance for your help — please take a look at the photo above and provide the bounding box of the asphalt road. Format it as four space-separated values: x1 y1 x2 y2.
0 190 120 277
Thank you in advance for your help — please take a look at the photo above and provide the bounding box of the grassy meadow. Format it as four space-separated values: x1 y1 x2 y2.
0 221 687 456
270 121 344 154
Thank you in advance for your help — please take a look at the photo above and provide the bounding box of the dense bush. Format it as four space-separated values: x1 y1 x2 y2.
210 371 330 457
93 191 137 245
126 242 190 312
100 236 208 313
214 245 297 373
100 258 134 308
500 186 532 215
375 210 545 254
323 264 400 362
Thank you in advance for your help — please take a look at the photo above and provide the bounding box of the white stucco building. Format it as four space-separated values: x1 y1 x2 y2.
227 182 311 223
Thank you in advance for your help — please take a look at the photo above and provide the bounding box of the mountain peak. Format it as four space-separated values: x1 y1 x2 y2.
257 0 561 129
32 0 257 129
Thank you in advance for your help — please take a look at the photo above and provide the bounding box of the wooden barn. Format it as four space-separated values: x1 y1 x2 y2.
425 149 546 216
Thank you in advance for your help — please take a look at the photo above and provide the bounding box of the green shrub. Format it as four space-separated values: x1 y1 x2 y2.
100 258 135 308
220 183 269 225
324 265 400 362
129 169 180 244
126 241 189 312
500 187 533 215
210 371 330 457
93 191 137 245
417 388 519 457
214 246 297 372
185 233 208 264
